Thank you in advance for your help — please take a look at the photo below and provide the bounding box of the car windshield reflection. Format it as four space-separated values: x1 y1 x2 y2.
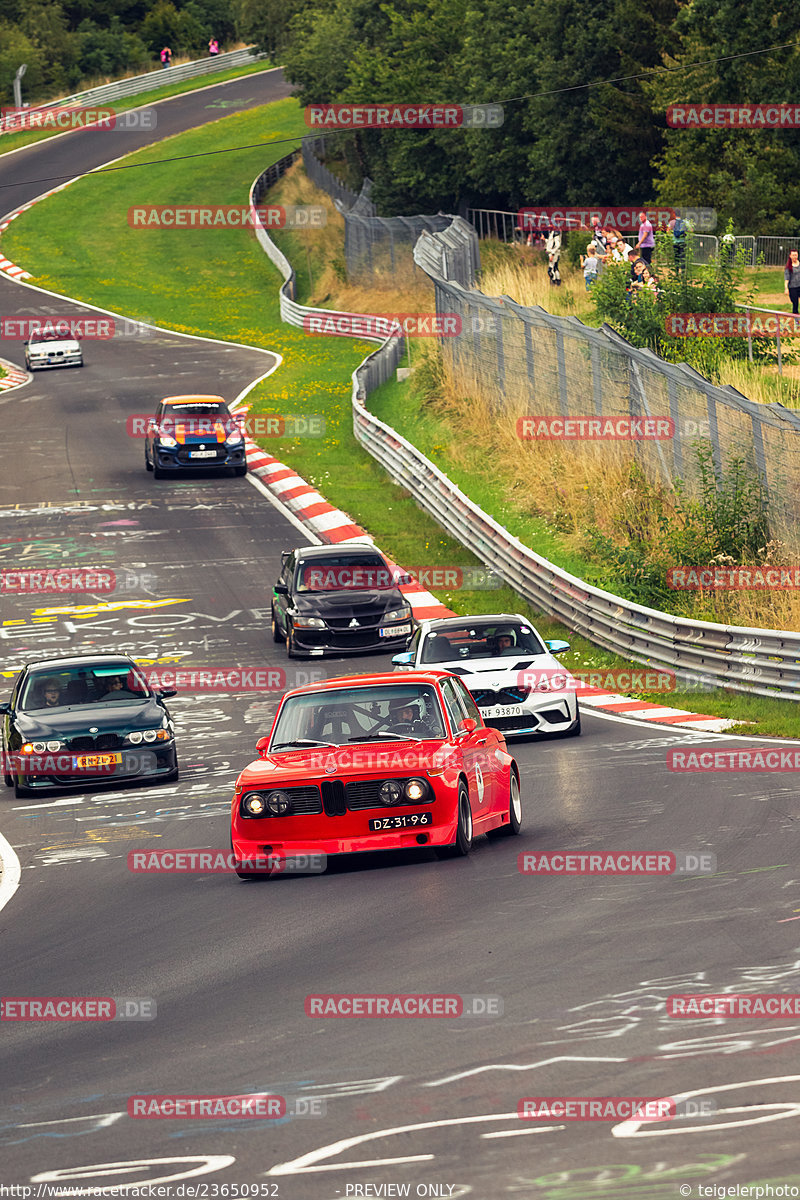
271 685 445 748
19 666 149 712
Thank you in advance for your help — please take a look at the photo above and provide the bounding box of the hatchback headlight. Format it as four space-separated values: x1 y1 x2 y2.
226 428 243 444
383 607 411 623
157 435 177 448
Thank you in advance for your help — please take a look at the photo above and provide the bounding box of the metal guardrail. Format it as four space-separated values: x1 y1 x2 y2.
251 162 800 700
13 48 267 116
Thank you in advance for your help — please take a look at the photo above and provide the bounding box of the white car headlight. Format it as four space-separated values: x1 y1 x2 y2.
157 435 177 448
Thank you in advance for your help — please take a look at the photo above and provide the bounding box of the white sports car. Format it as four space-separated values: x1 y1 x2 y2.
393 613 581 738
24 330 83 370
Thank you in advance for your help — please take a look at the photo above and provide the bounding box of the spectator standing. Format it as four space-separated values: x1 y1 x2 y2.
635 209 655 265
785 249 800 314
160 46 172 68
545 227 562 286
581 243 600 290
589 220 607 254
209 37 219 56
667 215 687 271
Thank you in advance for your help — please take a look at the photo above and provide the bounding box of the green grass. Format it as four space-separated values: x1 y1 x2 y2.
0 60 276 157
4 98 798 736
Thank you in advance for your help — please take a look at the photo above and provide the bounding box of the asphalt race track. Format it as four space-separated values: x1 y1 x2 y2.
1 72 800 1200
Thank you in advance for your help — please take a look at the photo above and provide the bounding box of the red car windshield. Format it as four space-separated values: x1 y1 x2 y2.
271 685 445 747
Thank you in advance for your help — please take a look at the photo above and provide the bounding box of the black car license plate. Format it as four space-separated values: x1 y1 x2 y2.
368 812 432 831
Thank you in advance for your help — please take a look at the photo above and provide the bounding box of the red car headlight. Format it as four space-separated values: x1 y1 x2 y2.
242 792 266 816
404 778 429 802
379 780 403 805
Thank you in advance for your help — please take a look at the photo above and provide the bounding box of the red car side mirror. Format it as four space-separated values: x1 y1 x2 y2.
256 736 270 755
458 717 477 734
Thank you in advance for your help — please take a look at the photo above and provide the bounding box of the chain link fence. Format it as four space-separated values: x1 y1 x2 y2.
303 137 460 284
414 222 800 544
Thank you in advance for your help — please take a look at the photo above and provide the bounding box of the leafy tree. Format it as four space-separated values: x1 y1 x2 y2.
139 0 205 56
645 0 800 231
0 23 48 104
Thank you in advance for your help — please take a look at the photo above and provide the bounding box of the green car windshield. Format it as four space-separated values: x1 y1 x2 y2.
20 664 150 710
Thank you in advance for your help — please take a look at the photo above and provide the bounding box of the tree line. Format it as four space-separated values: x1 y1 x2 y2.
0 0 258 102
268 0 800 232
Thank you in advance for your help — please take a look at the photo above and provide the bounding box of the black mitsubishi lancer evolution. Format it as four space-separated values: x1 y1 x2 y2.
270 544 415 658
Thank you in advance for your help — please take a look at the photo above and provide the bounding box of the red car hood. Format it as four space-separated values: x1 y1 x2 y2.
237 739 453 786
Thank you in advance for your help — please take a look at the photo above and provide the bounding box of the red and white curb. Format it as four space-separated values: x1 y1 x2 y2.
0 357 30 390
574 685 734 732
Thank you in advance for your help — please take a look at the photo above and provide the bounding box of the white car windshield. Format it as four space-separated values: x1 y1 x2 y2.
420 622 547 664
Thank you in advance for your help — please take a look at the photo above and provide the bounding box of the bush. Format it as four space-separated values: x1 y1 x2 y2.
581 444 772 610
590 226 779 372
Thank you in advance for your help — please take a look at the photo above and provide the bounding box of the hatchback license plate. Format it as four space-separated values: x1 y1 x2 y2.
189 450 217 458
369 812 432 831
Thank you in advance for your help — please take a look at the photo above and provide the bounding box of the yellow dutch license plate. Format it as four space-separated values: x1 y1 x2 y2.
74 753 122 769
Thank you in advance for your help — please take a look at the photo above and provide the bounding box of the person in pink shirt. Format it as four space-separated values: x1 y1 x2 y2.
635 210 655 265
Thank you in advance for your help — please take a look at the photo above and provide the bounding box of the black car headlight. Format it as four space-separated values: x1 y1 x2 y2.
126 729 171 745
383 606 411 623
293 616 326 629
378 779 403 806
22 741 62 754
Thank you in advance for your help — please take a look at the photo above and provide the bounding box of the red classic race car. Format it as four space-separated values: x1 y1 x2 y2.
230 671 521 877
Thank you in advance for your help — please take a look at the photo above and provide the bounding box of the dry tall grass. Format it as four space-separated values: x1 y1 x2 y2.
269 164 434 314
479 250 595 318
418 341 800 631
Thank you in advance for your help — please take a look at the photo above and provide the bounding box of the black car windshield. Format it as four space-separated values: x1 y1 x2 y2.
295 554 396 593
420 621 547 664
271 685 445 748
19 664 150 711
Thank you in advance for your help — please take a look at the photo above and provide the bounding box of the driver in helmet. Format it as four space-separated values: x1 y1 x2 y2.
493 627 517 655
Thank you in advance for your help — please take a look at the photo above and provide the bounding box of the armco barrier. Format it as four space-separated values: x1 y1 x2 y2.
250 165 800 701
9 48 267 118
